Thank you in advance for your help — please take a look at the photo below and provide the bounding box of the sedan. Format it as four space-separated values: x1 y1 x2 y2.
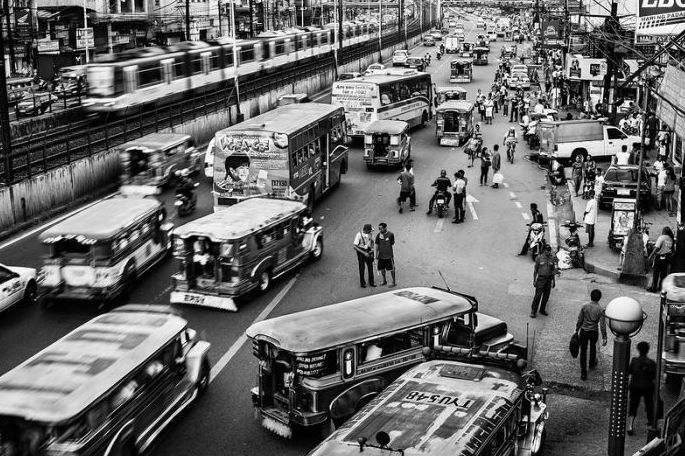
0 263 37 312
406 57 425 72
599 164 651 208
430 30 443 41
16 92 58 117
364 64 385 75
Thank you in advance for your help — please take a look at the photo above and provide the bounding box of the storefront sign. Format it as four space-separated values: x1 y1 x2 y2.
565 56 607 81
76 28 95 49
637 0 685 36
37 40 60 53
656 64 685 142
542 18 563 39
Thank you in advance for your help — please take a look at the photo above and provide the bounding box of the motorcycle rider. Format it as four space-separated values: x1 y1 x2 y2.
440 43 445 55
426 169 452 215
176 169 196 204
503 126 518 162
424 53 431 66
519 203 544 255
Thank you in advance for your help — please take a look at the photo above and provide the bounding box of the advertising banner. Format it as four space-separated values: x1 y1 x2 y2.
565 56 608 81
637 0 685 36
213 132 291 199
76 28 94 49
542 18 563 39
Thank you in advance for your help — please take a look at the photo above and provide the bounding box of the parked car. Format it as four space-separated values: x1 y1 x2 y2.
338 71 361 80
423 35 435 46
0 263 37 313
392 50 409 66
406 56 425 72
599 164 651 209
15 92 58 117
364 63 385 75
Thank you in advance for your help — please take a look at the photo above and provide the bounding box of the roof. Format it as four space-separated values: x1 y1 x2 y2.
436 86 467 94
246 287 477 353
219 103 342 136
173 198 306 242
451 58 473 65
0 306 187 423
39 198 161 242
309 360 523 456
336 71 425 85
364 120 409 134
117 133 191 152
437 100 474 112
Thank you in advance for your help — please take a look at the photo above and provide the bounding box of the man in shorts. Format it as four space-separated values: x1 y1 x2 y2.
375 222 396 287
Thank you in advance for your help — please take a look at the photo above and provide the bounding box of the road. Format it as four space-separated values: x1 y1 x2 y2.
0 19 552 456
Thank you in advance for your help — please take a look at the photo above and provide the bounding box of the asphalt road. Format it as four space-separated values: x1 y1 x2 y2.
0 17 553 456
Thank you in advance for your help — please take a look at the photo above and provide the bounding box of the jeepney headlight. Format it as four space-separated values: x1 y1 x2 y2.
94 268 121 287
390 137 399 146
40 265 62 287
364 148 370 157
393 150 399 158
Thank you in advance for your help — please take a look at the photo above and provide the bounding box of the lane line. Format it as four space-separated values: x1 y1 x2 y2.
153 285 173 304
0 191 119 251
467 202 478 220
509 192 517 199
548 219 558 250
514 201 522 209
434 218 445 232
209 276 298 383
521 212 530 221
503 183 509 188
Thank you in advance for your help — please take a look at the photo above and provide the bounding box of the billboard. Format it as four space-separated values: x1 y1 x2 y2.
542 18 563 39
565 56 608 81
637 0 685 36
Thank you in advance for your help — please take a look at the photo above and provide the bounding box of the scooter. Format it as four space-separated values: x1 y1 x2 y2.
527 222 546 260
434 190 449 218
562 221 584 268
436 51 442 61
175 182 200 217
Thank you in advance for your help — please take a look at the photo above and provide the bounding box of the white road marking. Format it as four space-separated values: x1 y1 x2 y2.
434 219 445 232
503 183 509 188
154 285 174 303
466 194 479 220
509 192 517 199
548 219 558 250
522 212 530 220
0 191 119 251
209 276 298 383
514 201 522 209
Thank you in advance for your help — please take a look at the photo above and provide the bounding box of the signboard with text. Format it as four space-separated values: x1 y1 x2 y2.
637 0 685 36
37 40 60 54
565 56 607 81
76 28 94 49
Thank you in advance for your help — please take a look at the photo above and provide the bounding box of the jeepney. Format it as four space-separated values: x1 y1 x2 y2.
450 58 473 83
363 120 411 169
117 132 202 196
474 47 489 65
435 86 467 105
247 287 528 437
436 100 474 146
659 274 685 380
170 198 322 311
461 42 475 58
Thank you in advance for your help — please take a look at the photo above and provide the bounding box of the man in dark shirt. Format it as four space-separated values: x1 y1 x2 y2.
575 289 608 380
627 341 658 435
375 223 396 287
519 203 544 255
426 170 452 214
530 244 556 318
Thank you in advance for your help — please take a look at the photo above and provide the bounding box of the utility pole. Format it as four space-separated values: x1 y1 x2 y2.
218 0 222 36
249 0 253 36
4 0 14 74
186 0 191 40
0 7 13 185
337 0 343 52
378 0 382 63
602 0 618 119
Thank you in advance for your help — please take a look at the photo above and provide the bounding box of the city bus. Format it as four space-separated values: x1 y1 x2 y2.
212 103 348 210
331 69 433 137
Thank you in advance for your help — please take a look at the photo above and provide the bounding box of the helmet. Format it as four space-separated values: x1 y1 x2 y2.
180 169 190 178
440 169 447 177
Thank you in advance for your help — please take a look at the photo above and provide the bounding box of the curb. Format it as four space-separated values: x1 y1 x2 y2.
582 254 621 280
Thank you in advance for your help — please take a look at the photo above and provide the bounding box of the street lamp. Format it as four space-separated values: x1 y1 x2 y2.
605 296 647 456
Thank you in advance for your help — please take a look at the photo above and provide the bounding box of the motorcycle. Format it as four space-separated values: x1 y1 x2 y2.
175 182 200 217
436 51 442 61
527 222 546 260
434 190 449 218
520 369 549 456
562 221 584 268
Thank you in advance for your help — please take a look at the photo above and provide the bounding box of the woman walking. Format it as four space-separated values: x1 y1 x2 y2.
664 167 677 216
485 96 494 125
627 341 657 436
479 147 492 186
648 226 675 292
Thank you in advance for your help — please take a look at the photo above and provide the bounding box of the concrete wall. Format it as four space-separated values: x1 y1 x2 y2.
0 33 425 235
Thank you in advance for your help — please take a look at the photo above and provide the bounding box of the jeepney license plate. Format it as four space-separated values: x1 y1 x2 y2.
170 291 238 311
617 189 631 195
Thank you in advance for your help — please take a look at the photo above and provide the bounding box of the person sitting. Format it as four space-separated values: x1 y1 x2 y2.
364 342 383 362
426 170 452 214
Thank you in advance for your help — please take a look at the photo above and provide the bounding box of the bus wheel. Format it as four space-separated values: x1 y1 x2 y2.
421 111 429 127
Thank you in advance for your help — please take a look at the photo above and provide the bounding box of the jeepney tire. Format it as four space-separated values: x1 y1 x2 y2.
122 264 138 300
421 110 429 127
340 159 348 175
366 163 373 170
23 280 37 305
257 270 272 294
197 359 210 395
570 149 587 164
311 238 324 261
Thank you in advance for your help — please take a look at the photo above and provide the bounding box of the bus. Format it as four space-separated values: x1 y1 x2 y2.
331 69 432 137
212 103 348 210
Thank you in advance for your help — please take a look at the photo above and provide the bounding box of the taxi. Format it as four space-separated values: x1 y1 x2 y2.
0 263 37 312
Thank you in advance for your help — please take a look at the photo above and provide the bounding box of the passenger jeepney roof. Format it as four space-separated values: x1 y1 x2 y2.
308 360 522 456
364 120 409 135
436 100 474 112
39 197 161 242
436 86 467 94
246 287 476 353
0 306 187 424
116 132 191 152
173 198 307 242
338 71 424 85
451 58 473 64
217 103 342 136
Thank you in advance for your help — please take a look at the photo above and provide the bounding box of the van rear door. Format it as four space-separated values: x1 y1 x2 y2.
538 122 556 158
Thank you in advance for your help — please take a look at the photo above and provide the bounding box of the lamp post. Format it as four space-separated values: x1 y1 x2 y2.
647 289 668 441
377 0 382 63
604 296 647 456
83 0 89 63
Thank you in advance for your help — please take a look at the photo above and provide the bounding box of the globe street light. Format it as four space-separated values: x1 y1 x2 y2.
605 296 647 456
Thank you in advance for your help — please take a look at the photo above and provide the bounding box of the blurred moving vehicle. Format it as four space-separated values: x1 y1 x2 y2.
406 56 425 72
15 92 58 117
53 65 87 98
423 35 436 46
0 305 211 456
0 263 37 312
338 71 362 80
364 63 386 75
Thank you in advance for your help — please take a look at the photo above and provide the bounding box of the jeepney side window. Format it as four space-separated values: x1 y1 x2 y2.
491 426 506 453
291 150 299 167
322 350 338 375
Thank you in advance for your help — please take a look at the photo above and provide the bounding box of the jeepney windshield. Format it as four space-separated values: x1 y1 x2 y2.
46 239 112 259
0 417 49 456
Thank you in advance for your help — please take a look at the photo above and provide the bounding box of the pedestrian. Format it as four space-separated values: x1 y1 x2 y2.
664 167 677 216
646 113 659 151
583 195 597 248
353 224 376 288
452 170 466 224
627 341 658 436
648 226 675 292
656 165 667 210
510 94 519 123
502 88 509 117
397 163 414 214
582 154 597 199
575 289 608 381
490 144 501 188
375 222 396 287
530 244 556 318
493 89 500 113
479 147 491 186
407 159 418 209
571 155 584 197
485 96 494 124
614 144 631 165
478 98 486 121
594 168 604 199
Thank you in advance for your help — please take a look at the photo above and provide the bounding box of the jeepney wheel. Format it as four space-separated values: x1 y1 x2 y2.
421 110 429 127
311 238 324 261
197 359 210 395
23 280 37 305
257 270 272 293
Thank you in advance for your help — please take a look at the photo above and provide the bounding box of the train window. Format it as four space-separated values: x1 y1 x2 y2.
224 50 233 67
240 47 254 62
138 62 161 87
275 41 285 55
320 33 328 45
191 56 202 75
210 51 221 70
201 52 210 74
173 58 186 79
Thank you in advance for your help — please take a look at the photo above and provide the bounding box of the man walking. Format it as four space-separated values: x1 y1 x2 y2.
397 164 414 214
353 224 376 288
490 145 501 188
575 289 608 380
530 244 556 318
452 170 467 224
627 341 658 435
479 147 492 186
583 194 597 247
375 222 396 287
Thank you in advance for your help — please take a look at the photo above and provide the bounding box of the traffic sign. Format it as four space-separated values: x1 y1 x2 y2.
76 28 94 49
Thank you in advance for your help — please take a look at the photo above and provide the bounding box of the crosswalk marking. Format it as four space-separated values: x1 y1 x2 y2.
434 219 445 232
515 201 522 208
522 212 530 220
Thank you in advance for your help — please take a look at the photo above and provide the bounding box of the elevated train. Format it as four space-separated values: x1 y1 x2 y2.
83 24 379 113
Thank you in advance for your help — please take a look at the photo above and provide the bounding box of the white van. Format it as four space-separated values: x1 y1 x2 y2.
203 137 215 178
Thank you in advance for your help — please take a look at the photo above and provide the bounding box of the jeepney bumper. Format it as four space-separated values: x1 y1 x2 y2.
170 290 238 311
364 157 403 166
663 352 685 375
40 283 121 303
120 184 162 196
439 135 461 147
258 406 328 436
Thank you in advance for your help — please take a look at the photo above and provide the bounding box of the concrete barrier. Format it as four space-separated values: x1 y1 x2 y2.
0 33 425 237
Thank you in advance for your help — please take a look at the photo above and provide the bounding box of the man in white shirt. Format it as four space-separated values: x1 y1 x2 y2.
583 196 598 247
656 167 667 210
353 224 376 288
614 145 630 165
452 170 467 224
594 168 604 200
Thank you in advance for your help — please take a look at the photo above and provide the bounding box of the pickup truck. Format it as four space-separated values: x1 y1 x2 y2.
537 119 641 162
445 35 460 53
